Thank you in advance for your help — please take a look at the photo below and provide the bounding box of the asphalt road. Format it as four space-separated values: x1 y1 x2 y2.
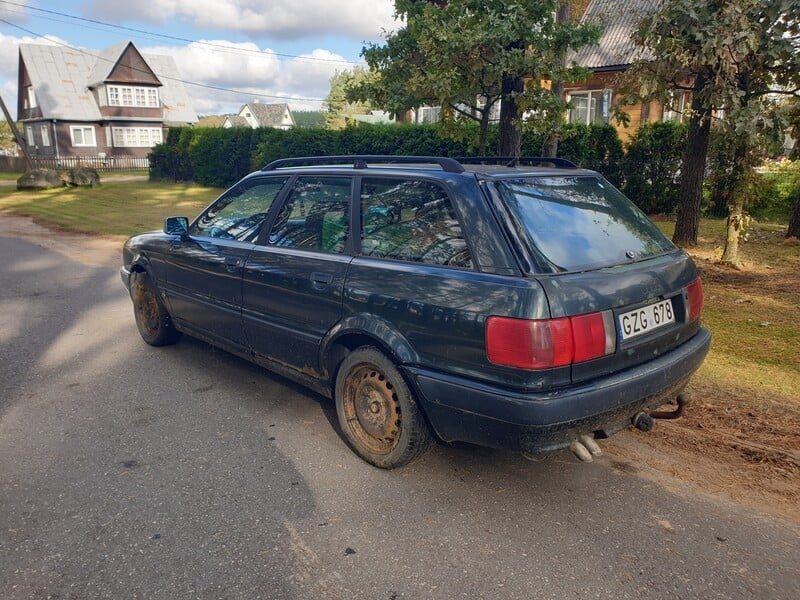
1 230 798 600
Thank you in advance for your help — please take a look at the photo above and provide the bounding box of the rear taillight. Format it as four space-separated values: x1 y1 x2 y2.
486 311 615 370
687 278 704 322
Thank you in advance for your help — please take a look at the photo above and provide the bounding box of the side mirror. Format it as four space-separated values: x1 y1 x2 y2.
164 216 189 237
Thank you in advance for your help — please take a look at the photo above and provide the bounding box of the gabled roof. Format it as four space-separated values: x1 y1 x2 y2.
570 0 661 70
19 41 197 124
224 116 250 128
86 41 161 87
243 103 294 127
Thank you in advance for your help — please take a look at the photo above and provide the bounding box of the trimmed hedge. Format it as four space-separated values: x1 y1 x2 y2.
151 123 629 189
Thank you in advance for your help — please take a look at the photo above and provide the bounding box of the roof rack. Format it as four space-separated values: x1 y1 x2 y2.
262 155 466 173
457 156 578 169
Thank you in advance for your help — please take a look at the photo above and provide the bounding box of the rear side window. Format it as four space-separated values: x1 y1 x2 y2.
360 178 473 268
191 177 288 242
495 176 675 272
269 176 351 253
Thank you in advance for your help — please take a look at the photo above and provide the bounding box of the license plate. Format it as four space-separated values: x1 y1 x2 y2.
618 299 675 341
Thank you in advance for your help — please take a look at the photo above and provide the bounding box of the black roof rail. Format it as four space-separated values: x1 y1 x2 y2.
261 155 466 174
456 156 578 169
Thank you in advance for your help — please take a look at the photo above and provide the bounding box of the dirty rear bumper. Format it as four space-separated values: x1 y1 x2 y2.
403 327 711 455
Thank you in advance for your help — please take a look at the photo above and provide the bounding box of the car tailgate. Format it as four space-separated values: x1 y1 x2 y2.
536 250 704 384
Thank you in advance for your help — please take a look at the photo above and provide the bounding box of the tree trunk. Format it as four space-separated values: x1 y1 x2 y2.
672 77 711 247
720 141 749 268
478 108 490 157
720 199 745 268
543 2 571 158
498 73 524 157
543 78 565 158
498 39 525 158
787 189 800 239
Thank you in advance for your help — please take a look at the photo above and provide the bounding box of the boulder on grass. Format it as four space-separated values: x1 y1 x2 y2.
62 167 100 187
16 168 63 190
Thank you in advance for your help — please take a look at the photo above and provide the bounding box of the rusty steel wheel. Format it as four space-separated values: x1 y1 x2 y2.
131 272 181 346
335 347 432 468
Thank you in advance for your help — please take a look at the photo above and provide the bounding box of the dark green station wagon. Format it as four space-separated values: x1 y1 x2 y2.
121 156 711 468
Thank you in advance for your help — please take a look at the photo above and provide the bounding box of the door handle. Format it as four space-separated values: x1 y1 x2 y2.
224 256 242 272
311 272 333 290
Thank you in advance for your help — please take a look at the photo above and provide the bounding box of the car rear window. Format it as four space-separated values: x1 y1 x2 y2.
494 176 676 272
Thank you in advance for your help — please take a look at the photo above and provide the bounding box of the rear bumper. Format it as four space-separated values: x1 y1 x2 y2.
403 327 711 454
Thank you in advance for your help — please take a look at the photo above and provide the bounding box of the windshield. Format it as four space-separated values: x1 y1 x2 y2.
495 176 676 272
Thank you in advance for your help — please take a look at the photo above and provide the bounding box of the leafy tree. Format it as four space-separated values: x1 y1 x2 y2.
0 119 15 153
350 0 599 156
324 67 378 130
624 0 800 254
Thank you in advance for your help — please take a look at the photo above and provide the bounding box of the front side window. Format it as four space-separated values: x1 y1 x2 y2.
269 177 351 254
495 176 675 272
360 178 473 268
191 177 289 242
25 126 34 146
40 125 50 147
70 126 96 147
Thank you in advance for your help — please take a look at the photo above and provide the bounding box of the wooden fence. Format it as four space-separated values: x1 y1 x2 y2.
30 155 150 171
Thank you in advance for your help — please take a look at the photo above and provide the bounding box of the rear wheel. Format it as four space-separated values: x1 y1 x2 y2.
131 272 181 346
335 347 432 468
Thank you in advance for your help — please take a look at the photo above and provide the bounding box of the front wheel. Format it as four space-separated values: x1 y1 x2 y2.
131 272 181 346
335 347 432 468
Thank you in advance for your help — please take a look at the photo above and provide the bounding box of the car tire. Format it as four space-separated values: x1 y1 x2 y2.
131 272 181 346
335 347 432 468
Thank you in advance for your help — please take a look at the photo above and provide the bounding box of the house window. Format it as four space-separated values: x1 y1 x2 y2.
568 90 612 125
107 86 160 108
25 86 37 110
41 125 51 147
71 126 96 147
26 126 34 146
111 127 163 148
662 91 686 122
417 106 441 123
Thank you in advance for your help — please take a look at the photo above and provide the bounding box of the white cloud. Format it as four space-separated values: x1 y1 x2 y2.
86 0 398 40
143 42 346 115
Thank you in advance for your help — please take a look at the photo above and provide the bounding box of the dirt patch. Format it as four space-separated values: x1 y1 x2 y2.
0 210 125 267
606 384 800 523
607 229 800 523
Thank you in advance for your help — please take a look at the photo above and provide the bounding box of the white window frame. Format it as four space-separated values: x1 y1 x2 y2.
662 91 686 122
417 106 441 124
70 126 96 147
26 126 34 146
40 125 51 147
26 86 37 110
111 126 163 148
106 85 160 108
567 90 612 125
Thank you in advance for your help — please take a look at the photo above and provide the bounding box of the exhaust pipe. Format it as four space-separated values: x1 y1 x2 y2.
569 435 603 462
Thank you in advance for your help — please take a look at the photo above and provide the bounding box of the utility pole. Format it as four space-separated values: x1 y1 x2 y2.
0 94 34 171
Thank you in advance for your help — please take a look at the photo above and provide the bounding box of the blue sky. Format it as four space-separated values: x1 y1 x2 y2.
0 0 399 117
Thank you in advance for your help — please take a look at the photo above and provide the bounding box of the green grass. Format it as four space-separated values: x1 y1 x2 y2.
0 179 221 236
655 217 800 407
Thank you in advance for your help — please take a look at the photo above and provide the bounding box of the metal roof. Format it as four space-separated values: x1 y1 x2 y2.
569 0 661 70
244 103 294 127
19 42 198 124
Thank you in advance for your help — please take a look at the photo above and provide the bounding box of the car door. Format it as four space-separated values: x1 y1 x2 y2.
242 176 353 374
159 176 289 351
